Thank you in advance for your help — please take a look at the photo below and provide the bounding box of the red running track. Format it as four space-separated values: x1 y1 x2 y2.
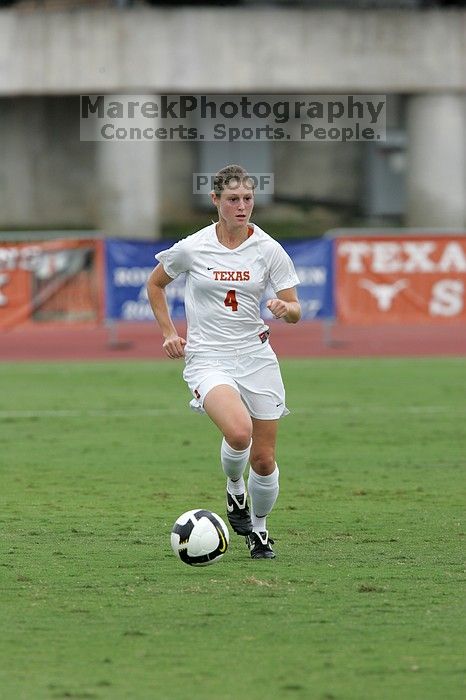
1 321 465 362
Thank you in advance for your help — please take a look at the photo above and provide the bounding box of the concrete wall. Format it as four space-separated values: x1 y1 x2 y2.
0 95 369 231
0 7 464 234
0 8 464 94
0 96 96 228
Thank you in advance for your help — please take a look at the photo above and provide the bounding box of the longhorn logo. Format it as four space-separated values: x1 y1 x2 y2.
359 279 408 311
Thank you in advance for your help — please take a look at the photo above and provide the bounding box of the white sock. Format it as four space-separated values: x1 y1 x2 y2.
227 477 245 496
248 466 279 533
221 438 251 494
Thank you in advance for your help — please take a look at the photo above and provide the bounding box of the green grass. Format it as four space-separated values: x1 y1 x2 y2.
1 358 465 700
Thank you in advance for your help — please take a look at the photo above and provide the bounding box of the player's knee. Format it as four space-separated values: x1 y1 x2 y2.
250 450 275 475
225 424 252 451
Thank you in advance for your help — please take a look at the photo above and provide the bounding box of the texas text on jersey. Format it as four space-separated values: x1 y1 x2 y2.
155 223 300 354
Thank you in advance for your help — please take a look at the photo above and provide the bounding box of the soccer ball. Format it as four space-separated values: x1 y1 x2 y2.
170 509 229 567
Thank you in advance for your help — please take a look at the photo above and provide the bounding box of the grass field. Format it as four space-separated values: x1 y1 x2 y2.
1 357 465 700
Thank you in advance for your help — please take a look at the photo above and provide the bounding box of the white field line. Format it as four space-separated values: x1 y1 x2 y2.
0 406 463 419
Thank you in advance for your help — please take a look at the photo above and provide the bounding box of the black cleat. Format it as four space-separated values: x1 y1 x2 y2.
226 491 253 535
246 531 276 559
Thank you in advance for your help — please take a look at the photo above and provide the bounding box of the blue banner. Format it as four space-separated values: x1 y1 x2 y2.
104 237 333 321
260 238 334 321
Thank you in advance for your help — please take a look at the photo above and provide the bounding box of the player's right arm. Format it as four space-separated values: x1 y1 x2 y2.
147 264 186 359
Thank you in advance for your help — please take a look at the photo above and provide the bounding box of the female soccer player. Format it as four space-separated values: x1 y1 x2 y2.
147 165 301 559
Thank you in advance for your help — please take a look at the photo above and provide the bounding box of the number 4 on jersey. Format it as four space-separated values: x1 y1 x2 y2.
224 289 238 312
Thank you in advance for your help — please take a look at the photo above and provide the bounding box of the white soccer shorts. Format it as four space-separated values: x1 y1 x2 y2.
183 342 289 420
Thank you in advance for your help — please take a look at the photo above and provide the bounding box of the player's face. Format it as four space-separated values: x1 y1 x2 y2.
215 181 255 229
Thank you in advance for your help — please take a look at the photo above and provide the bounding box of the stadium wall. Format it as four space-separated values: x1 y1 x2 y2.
0 8 465 237
0 8 465 93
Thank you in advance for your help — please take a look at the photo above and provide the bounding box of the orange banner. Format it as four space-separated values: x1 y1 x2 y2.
336 236 466 324
0 239 103 329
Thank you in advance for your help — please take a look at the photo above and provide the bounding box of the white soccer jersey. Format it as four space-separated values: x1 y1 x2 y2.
155 223 300 354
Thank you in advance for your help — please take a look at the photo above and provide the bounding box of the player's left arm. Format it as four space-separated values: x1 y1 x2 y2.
267 287 301 324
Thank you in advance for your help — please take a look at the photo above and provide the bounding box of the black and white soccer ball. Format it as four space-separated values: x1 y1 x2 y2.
170 509 229 566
